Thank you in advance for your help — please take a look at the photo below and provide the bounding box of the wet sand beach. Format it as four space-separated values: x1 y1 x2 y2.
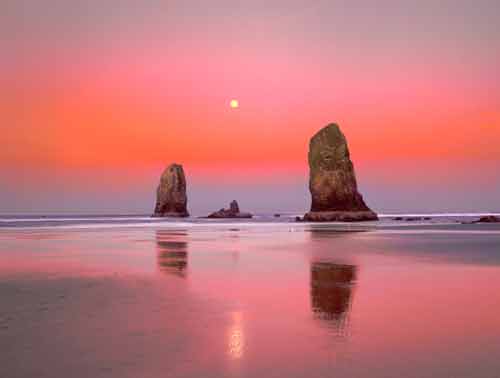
1 218 500 378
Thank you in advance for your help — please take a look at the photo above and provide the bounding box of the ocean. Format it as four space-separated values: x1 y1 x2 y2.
1 212 499 228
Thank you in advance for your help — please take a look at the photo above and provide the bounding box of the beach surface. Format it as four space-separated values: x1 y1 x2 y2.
1 215 500 378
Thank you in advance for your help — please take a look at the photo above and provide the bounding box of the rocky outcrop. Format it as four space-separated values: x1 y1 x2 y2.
393 216 431 221
303 123 378 222
207 200 253 219
474 215 500 223
303 210 377 222
152 163 189 217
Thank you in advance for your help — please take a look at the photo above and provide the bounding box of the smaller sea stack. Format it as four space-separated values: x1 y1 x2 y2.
303 123 378 222
153 163 189 217
207 200 253 219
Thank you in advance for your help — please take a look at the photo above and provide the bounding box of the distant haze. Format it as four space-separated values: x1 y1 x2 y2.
1 0 499 214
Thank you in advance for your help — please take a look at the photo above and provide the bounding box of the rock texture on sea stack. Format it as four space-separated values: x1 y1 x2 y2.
207 200 253 219
153 164 189 217
303 123 378 222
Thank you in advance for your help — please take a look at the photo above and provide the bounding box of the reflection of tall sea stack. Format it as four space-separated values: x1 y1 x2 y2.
310 262 357 331
153 163 189 217
304 123 378 222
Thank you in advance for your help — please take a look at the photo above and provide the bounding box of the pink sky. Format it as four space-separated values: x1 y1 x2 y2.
1 0 499 214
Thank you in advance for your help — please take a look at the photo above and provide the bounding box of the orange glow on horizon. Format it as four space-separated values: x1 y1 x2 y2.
3 85 499 173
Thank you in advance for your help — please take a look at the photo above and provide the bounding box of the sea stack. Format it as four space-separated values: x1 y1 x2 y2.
206 200 253 219
303 123 378 222
153 163 189 217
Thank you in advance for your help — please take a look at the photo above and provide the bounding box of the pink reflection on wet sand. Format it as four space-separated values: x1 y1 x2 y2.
1 225 500 377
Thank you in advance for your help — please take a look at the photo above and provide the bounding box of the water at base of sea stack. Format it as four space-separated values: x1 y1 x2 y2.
303 123 378 222
152 163 189 217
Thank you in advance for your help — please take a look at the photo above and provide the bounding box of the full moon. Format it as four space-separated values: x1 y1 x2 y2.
230 99 239 109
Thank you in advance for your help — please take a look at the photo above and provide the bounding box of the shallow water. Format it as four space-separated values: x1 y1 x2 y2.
1 220 500 378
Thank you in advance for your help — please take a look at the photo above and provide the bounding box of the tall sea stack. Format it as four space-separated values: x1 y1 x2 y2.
153 163 189 217
303 123 378 222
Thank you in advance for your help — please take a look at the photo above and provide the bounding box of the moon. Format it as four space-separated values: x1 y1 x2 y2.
230 99 239 109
